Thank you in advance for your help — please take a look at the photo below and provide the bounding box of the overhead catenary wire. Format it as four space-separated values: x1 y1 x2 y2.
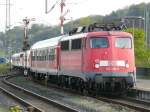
45 0 60 14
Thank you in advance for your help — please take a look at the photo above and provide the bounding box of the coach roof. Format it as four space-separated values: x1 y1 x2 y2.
12 52 23 58
31 33 88 50
31 36 62 50
60 33 87 41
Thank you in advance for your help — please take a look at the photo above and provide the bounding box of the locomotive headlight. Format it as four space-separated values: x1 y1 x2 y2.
125 63 129 68
94 59 100 68
95 63 100 68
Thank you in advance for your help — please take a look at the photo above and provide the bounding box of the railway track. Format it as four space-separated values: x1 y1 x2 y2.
0 75 79 112
33 79 150 112
7 75 138 112
0 75 42 112
97 96 150 112
48 83 150 112
128 88 150 101
6 74 150 112
0 86 43 112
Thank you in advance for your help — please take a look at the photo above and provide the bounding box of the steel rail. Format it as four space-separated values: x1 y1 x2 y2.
0 75 43 112
97 96 150 112
0 86 43 112
124 96 150 106
128 88 150 101
3 76 80 112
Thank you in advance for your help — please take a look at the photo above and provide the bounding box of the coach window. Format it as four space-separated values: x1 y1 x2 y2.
33 51 35 61
61 40 69 51
49 48 55 60
71 38 82 50
37 51 38 61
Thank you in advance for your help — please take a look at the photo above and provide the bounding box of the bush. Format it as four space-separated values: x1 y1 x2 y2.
0 63 10 75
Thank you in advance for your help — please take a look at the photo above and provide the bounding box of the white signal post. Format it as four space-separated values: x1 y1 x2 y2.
45 0 69 35
60 0 65 35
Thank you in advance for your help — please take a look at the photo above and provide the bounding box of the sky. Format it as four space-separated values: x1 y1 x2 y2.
0 0 150 31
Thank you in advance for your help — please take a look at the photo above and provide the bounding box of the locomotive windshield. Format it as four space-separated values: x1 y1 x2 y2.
91 37 108 48
115 37 131 48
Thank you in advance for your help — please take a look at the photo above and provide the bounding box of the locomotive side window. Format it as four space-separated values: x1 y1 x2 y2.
71 38 82 50
91 37 108 48
61 41 69 51
115 37 131 48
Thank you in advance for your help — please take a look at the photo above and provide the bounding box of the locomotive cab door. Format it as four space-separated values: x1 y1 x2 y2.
82 37 88 72
56 44 61 71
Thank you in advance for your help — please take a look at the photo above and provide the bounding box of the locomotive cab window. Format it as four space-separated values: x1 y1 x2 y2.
115 37 131 49
71 38 82 50
61 40 69 51
91 37 108 48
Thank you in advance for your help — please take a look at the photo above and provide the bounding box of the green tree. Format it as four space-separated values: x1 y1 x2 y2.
79 17 93 26
124 28 150 67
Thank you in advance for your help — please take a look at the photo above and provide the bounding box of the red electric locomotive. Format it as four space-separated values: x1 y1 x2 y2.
12 23 136 94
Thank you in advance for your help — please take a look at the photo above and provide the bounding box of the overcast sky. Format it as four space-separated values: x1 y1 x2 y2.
0 0 150 31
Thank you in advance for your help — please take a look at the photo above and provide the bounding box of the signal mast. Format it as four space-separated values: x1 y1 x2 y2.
45 0 69 35
60 0 65 35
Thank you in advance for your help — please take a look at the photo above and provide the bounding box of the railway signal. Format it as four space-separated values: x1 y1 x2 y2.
22 17 35 51
22 17 35 76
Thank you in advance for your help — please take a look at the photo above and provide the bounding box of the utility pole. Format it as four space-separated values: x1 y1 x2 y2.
145 5 149 48
5 0 11 31
8 0 11 27
5 0 8 31
3 0 11 69
0 0 12 51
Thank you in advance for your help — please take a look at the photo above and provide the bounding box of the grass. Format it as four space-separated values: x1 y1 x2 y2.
0 63 10 75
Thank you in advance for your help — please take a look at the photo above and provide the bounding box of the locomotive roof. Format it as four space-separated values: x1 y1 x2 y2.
31 31 132 50
86 31 133 37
